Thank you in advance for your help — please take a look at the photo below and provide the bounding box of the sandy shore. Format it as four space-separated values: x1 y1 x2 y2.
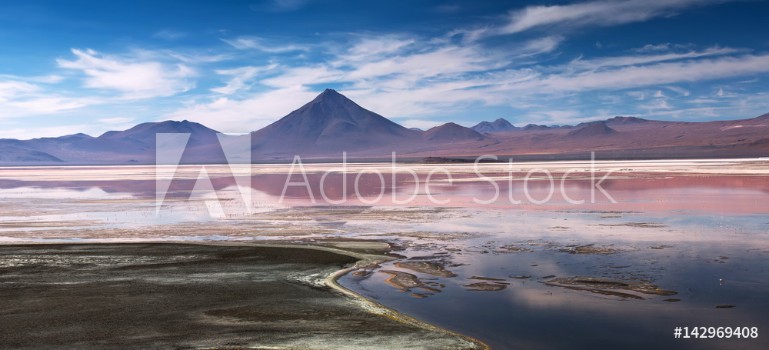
0 242 486 350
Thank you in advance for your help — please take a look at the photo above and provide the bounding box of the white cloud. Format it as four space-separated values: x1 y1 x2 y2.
222 37 308 53
190 42 503 120
508 54 769 93
166 86 318 133
166 52 231 64
713 87 739 98
4 97 92 115
516 36 564 57
564 46 738 71
57 48 196 99
665 86 691 96
344 46 495 82
344 81 500 118
627 91 646 100
448 26 493 44
341 37 417 63
501 0 728 34
639 97 673 111
0 74 64 84
261 65 344 88
212 64 278 95
633 43 672 52
32 75 65 84
0 81 40 101
631 43 701 54
0 79 95 117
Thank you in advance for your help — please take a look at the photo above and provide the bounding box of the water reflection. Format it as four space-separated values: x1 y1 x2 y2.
2 164 769 214
1 163 768 349
341 230 769 349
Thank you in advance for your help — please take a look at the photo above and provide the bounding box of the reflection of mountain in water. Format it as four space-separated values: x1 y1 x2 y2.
2 169 769 214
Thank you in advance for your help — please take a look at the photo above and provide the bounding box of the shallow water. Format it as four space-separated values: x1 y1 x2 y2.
1 161 768 349
340 210 769 349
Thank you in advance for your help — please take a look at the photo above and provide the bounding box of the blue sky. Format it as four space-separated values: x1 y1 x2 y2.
1 0 769 138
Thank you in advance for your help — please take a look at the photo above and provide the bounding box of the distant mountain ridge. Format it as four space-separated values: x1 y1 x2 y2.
567 121 617 138
0 120 224 164
471 118 517 133
99 120 221 146
423 122 487 142
0 144 62 163
2 89 769 164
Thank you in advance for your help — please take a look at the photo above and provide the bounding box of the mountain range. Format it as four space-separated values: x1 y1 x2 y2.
2 89 769 164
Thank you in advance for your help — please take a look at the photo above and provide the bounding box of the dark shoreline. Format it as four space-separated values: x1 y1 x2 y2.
0 242 486 349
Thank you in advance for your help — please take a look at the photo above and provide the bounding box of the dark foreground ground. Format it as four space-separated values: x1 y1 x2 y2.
0 243 481 349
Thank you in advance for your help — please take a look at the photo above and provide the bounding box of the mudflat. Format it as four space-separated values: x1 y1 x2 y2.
0 243 482 350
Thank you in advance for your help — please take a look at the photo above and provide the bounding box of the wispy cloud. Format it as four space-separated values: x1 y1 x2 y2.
0 74 64 84
211 64 278 95
340 36 417 63
501 0 730 34
634 43 673 52
630 42 697 53
166 86 319 133
514 54 769 93
168 24 769 130
0 79 94 117
222 37 309 53
564 46 739 71
247 35 510 116
4 97 92 115
0 81 40 101
639 90 673 111
166 51 232 64
517 36 564 57
57 49 196 99
665 85 691 96
260 65 343 89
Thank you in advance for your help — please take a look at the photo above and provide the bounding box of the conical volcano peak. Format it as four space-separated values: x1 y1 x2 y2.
304 88 361 111
251 87 417 154
314 88 346 101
